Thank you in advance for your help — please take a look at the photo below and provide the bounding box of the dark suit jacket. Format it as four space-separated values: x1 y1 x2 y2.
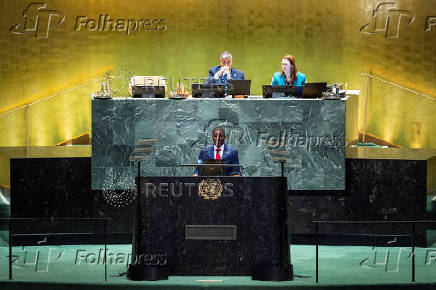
205 66 245 85
194 144 241 176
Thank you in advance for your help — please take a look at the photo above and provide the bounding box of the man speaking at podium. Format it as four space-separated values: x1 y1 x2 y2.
194 127 241 176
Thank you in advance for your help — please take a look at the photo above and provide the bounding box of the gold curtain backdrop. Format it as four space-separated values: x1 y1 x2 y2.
0 0 435 186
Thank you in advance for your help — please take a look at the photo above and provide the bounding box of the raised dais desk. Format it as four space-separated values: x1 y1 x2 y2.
92 97 347 191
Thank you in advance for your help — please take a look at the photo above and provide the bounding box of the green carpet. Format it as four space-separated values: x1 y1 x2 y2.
0 232 7 247
1 245 436 289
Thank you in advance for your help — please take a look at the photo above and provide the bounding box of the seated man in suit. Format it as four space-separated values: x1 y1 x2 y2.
194 127 241 176
205 51 245 85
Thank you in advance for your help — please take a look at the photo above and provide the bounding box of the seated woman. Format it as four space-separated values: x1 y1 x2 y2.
271 54 306 86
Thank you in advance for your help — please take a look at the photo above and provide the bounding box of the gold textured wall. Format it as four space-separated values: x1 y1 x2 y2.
0 0 435 182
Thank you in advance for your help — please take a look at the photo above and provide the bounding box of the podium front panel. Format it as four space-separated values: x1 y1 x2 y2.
133 176 289 276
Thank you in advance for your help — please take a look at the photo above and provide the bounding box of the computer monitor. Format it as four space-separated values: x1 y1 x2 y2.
227 80 251 95
301 82 327 99
198 160 226 176
192 84 226 98
262 85 303 98
132 86 165 98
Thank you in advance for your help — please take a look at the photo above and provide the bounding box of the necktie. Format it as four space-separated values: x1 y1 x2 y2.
215 147 221 160
222 74 228 96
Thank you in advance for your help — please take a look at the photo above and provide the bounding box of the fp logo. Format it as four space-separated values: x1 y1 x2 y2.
360 2 415 38
10 239 65 272
10 3 65 38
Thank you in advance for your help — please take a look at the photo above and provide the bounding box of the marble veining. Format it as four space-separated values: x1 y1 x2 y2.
92 98 346 191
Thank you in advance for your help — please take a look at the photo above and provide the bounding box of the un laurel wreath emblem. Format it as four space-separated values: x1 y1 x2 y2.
199 179 223 200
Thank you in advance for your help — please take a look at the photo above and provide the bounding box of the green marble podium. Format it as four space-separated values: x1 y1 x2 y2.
92 98 346 191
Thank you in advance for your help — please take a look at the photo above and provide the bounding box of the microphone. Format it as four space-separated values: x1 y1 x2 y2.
221 66 230 79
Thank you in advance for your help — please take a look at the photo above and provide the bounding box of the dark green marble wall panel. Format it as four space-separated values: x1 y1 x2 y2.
92 98 346 191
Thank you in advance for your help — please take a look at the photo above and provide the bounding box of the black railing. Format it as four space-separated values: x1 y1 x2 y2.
1 217 110 282
312 220 436 283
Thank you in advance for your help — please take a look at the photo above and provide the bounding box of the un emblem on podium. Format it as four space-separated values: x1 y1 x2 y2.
199 179 223 200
